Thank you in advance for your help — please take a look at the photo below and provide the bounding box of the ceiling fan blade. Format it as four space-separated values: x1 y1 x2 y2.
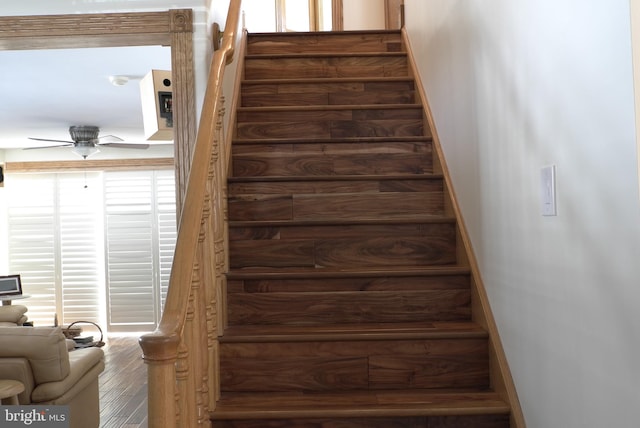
99 142 150 149
97 135 125 144
23 143 73 150
28 137 75 144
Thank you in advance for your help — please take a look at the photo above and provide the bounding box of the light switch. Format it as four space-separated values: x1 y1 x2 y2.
540 165 557 216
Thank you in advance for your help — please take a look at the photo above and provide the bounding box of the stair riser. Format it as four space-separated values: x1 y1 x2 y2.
227 290 471 325
232 153 432 177
214 415 510 428
228 178 441 195
237 107 422 123
228 273 470 293
232 140 432 155
236 120 424 139
220 338 489 392
229 223 457 269
247 32 403 55
228 191 444 221
241 81 416 107
231 140 433 176
244 55 408 79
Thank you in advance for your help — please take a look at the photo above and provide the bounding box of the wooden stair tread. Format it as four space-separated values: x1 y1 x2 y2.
212 390 509 420
243 76 415 85
221 321 486 343
227 265 470 279
229 217 457 228
228 174 444 183
249 29 402 37
233 136 432 144
245 51 407 60
237 103 422 113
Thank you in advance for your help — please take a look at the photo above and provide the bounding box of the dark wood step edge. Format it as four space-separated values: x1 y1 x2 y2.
242 76 415 85
248 29 402 38
237 103 422 113
211 391 510 420
228 173 444 184
220 322 488 344
245 51 407 60
226 265 470 280
229 217 457 228
232 135 433 145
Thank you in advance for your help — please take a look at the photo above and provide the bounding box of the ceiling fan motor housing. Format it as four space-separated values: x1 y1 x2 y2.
69 125 100 143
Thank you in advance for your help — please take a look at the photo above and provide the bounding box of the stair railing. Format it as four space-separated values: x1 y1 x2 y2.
139 1 244 427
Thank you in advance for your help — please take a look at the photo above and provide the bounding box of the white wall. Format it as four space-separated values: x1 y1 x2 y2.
343 0 385 30
405 1 640 427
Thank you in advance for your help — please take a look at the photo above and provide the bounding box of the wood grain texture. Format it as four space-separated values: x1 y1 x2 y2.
244 54 408 79
214 414 509 428
246 31 403 55
228 221 457 269
226 289 471 324
220 338 488 392
213 389 510 419
241 78 416 107
228 191 444 221
212 29 516 427
232 143 433 179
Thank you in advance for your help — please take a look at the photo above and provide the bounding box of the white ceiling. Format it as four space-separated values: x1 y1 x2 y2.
0 0 206 155
0 46 172 150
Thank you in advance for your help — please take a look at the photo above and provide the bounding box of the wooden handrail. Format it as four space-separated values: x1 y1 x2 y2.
139 1 244 427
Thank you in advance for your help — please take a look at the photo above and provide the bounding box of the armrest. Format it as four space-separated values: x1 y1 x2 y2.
0 357 35 404
31 347 105 404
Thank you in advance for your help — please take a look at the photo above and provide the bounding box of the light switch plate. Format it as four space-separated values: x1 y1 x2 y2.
541 165 557 216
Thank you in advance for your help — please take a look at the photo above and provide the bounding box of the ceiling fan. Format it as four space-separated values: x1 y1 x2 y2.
26 125 150 159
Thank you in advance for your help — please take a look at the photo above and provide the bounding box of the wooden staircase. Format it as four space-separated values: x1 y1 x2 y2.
212 30 514 427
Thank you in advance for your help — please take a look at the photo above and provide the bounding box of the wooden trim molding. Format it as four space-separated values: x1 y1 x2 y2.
332 0 344 31
5 158 174 173
384 0 404 29
402 28 527 427
0 10 196 215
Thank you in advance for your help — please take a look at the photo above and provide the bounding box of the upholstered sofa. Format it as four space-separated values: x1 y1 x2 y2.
0 305 28 326
0 326 105 428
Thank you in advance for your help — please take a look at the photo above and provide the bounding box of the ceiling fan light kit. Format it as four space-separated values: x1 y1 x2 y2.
70 141 100 159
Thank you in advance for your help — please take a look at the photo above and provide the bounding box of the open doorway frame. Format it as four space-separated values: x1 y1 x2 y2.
0 10 197 215
275 0 343 31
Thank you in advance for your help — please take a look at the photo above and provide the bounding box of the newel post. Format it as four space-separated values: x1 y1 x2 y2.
139 334 181 428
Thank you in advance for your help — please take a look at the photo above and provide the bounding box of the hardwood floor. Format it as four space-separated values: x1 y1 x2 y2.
99 335 148 428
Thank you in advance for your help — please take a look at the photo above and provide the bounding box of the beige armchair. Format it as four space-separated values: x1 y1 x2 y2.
0 326 105 428
0 305 28 326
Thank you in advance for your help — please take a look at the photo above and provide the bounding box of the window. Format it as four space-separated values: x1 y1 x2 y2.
6 170 176 332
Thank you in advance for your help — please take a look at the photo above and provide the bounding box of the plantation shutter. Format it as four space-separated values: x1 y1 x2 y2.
6 173 103 327
58 174 103 324
104 170 176 331
6 169 176 332
156 170 177 313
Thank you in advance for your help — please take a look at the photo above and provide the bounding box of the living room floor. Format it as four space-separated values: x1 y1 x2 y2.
99 335 148 428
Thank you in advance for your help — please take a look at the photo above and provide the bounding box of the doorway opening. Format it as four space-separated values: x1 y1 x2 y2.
243 0 342 32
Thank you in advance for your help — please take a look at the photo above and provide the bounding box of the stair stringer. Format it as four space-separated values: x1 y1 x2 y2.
401 28 527 428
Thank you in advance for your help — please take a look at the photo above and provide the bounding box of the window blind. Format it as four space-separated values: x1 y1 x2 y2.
7 173 103 327
104 170 176 332
5 170 176 332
